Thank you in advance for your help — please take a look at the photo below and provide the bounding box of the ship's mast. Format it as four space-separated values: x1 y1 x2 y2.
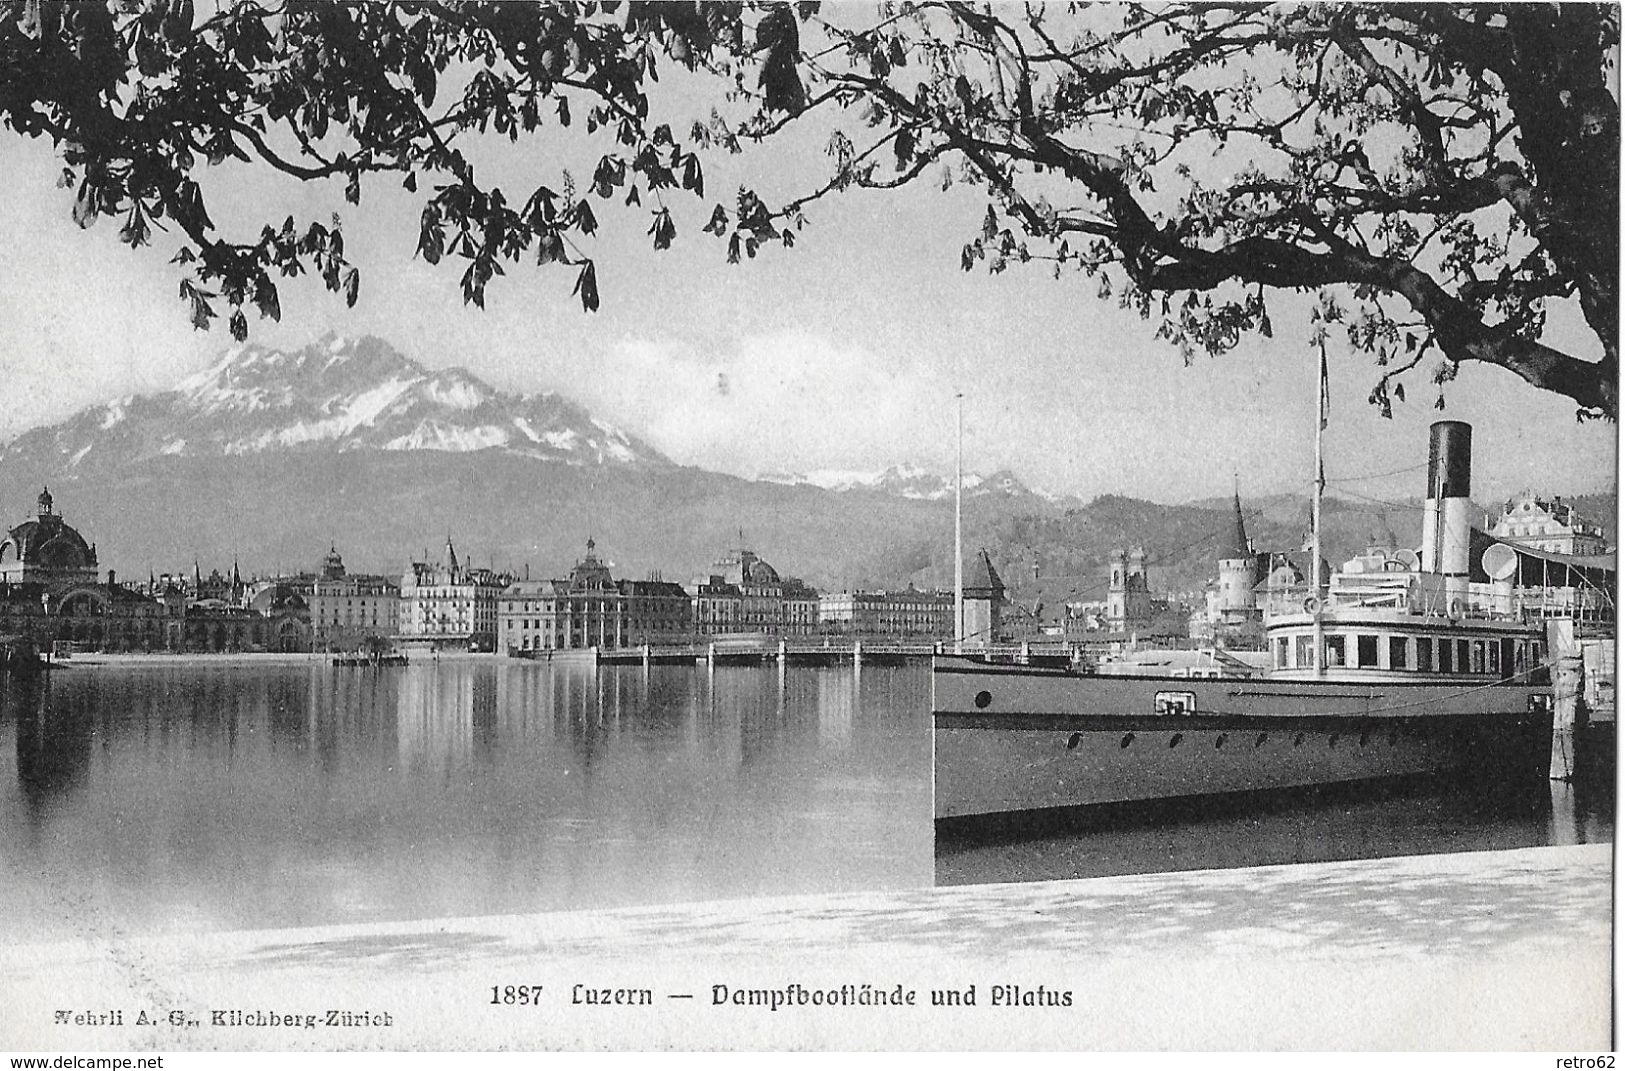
954 391 964 655
1311 345 1326 677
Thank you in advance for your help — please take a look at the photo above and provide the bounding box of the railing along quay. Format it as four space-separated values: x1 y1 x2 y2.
511 639 1082 667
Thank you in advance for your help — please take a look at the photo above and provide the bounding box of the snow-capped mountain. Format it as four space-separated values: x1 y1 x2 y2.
760 462 1072 504
0 333 670 472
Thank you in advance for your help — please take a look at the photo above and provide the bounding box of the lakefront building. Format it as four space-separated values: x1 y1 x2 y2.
818 586 953 638
399 536 510 651
0 487 182 652
498 539 691 652
309 546 400 651
689 544 819 636
1489 492 1609 556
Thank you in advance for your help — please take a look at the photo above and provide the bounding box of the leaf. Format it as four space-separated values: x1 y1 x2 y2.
649 209 675 251
229 310 248 342
417 205 444 264
893 127 914 171
1394 383 1405 402
954 75 974 111
727 233 741 264
572 260 600 312
252 276 281 322
343 268 360 308
576 200 599 235
704 205 729 236
755 6 805 115
536 230 565 265
403 172 418 193
71 179 98 229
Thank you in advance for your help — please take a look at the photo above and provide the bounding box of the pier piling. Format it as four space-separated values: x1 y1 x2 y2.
1546 619 1583 781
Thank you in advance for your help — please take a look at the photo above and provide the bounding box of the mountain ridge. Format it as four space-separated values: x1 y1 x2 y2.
0 335 1611 600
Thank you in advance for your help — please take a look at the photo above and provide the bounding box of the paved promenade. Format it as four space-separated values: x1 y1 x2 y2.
1 843 1610 1051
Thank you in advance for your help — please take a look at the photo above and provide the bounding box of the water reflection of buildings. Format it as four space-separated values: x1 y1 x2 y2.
394 666 477 774
7 677 93 821
815 667 855 749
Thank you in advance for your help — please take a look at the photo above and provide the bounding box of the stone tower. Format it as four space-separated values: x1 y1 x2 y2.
1214 487 1258 621
958 549 1005 648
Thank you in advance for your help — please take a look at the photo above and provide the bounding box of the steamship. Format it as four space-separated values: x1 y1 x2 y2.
933 419 1557 829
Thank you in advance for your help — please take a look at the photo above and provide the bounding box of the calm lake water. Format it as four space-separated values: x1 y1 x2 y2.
0 660 1611 943
0 660 930 943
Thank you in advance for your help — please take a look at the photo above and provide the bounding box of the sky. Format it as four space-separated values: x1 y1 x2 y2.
0 50 1615 508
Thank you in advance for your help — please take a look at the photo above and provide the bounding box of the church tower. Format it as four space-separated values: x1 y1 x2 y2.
1106 549 1128 631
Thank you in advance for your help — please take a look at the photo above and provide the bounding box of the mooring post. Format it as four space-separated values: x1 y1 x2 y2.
1546 619 1582 782
852 639 862 667
1020 640 1031 664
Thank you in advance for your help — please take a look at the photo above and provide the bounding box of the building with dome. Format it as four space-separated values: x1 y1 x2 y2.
690 543 819 637
0 488 183 652
497 538 691 652
309 546 400 651
0 487 99 589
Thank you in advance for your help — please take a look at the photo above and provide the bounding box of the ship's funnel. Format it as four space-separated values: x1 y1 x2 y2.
1421 420 1472 608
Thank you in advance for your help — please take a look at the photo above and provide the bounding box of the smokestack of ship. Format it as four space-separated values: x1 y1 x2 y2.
1421 420 1472 611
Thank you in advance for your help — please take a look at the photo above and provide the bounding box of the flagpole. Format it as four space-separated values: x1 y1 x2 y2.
1312 341 1326 677
954 391 964 656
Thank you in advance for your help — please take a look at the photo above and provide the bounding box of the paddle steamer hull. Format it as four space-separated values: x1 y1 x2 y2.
933 657 1554 823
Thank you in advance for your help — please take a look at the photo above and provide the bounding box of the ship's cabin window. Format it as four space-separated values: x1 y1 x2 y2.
1438 639 1454 673
1294 635 1313 669
1456 639 1471 672
1487 641 1501 676
1389 636 1410 670
1415 638 1434 672
1500 639 1515 681
1154 691 1196 716
1470 640 1487 674
1356 634 1378 669
1324 635 1345 668
1274 637 1289 670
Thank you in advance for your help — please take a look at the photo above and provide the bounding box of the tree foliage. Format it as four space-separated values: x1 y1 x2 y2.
2 1 1617 417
